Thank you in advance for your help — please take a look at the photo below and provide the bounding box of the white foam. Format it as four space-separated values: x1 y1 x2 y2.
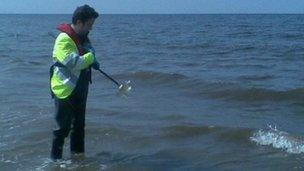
35 158 52 171
250 125 304 154
0 154 16 164
35 158 108 170
35 159 77 170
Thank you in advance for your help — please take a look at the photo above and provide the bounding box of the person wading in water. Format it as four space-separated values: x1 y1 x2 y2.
49 4 99 160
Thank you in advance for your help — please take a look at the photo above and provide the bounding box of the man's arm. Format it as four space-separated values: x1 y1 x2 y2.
53 33 95 70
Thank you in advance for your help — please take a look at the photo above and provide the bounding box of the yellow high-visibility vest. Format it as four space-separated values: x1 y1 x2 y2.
51 32 95 99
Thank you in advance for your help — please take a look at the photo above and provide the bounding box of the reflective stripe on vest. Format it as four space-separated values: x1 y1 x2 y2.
53 66 78 87
61 52 87 71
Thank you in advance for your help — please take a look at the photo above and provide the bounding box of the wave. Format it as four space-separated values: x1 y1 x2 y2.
207 87 304 102
160 124 253 143
5 33 28 38
281 33 303 40
226 31 255 37
250 126 304 154
125 71 304 102
165 43 210 50
212 63 271 69
232 45 256 51
238 75 275 81
160 125 223 139
161 124 304 154
128 71 187 84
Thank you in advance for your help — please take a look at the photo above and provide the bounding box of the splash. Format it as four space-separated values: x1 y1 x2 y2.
35 159 77 170
34 158 108 171
0 154 16 164
250 125 304 154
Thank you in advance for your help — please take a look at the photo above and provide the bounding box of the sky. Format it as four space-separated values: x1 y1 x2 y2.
0 0 304 14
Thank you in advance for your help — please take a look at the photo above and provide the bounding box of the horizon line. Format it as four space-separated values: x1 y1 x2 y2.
0 13 304 15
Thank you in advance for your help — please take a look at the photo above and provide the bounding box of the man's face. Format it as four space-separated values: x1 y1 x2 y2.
77 18 95 36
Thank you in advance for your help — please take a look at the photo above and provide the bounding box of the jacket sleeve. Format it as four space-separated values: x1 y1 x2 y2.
53 33 95 70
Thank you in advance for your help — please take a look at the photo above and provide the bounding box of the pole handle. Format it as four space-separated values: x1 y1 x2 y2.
97 69 121 87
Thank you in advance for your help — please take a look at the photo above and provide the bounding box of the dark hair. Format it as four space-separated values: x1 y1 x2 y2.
72 4 99 24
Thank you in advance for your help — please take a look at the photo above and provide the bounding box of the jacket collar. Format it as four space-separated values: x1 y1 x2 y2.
57 23 85 55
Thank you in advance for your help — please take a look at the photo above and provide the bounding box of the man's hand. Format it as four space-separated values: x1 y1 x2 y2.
91 60 100 70
83 43 99 70
83 44 95 56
